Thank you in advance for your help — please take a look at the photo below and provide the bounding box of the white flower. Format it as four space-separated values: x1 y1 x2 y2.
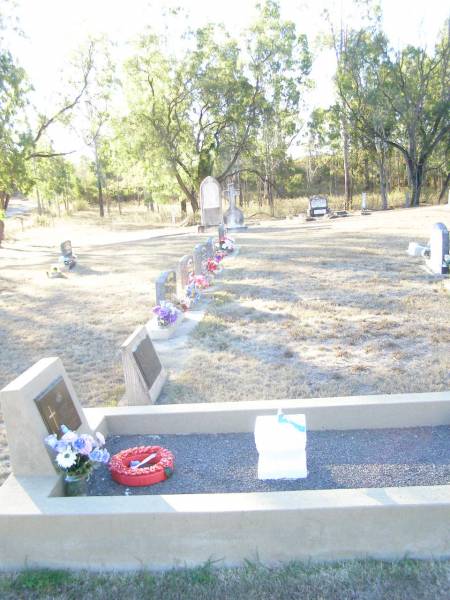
56 448 77 469
95 431 105 446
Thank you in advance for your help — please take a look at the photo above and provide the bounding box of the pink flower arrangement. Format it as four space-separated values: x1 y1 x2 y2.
190 274 210 289
207 258 219 273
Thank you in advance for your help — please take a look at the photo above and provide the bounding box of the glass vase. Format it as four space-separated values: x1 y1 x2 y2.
64 472 89 497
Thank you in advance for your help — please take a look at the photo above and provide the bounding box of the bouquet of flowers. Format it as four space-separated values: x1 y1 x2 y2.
189 274 210 290
152 301 180 328
214 250 225 263
45 425 110 477
222 235 235 252
179 281 201 310
207 257 220 273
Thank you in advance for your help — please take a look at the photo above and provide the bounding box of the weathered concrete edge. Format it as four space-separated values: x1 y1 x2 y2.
86 391 450 435
0 474 449 570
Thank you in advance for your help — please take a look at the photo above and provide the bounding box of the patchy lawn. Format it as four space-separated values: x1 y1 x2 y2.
1 559 450 599
0 205 449 485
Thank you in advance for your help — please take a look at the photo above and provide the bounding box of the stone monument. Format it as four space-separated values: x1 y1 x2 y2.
155 270 177 305
223 183 247 231
121 326 167 405
308 196 329 217
199 176 222 227
176 254 194 299
426 222 449 275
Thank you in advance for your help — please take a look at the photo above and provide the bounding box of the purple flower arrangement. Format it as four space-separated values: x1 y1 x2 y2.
45 425 110 477
152 301 180 328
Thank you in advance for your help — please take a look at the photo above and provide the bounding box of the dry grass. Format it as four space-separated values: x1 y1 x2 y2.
2 559 450 599
0 205 449 484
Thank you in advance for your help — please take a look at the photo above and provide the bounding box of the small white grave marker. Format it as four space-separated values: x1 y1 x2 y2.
254 411 307 479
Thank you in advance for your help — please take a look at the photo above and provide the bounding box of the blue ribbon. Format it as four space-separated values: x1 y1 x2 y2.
278 413 306 433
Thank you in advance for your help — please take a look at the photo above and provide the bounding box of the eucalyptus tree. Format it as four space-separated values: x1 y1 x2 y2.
124 1 310 212
337 21 450 206
240 0 311 214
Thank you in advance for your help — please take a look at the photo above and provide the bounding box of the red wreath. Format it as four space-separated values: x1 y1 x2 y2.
109 445 174 487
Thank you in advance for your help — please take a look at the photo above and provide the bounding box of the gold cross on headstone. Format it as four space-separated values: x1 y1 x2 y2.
47 407 59 432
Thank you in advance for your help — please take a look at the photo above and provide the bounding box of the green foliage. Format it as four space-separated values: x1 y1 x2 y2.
13 569 74 593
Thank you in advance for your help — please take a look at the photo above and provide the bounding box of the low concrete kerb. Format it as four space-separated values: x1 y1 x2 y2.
1 390 450 571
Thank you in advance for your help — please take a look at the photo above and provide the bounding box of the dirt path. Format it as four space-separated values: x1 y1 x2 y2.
0 205 449 484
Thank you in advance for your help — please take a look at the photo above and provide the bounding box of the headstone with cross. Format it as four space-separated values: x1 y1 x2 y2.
223 182 246 230
0 357 93 476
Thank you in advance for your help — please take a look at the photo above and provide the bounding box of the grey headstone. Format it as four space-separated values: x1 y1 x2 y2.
132 335 163 390
177 254 194 297
428 222 449 275
223 183 245 229
60 240 73 258
193 244 204 276
155 270 177 305
308 195 328 217
200 176 222 226
205 237 215 258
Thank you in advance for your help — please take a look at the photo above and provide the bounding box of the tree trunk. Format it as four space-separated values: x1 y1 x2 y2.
94 140 104 217
268 180 275 217
438 173 450 204
97 178 105 217
0 192 10 212
407 159 424 207
342 115 352 210
364 156 370 191
377 144 389 210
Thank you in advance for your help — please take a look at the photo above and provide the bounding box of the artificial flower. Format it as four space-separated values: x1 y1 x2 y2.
56 448 77 469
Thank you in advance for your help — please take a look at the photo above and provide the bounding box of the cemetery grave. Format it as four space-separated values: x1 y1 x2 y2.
199 176 222 229
1 355 450 568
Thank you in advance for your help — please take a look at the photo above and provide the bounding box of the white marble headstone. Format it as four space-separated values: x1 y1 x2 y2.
428 222 449 275
200 177 222 226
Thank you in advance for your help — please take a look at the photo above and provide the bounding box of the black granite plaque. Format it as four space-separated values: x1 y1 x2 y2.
133 335 162 389
34 376 82 435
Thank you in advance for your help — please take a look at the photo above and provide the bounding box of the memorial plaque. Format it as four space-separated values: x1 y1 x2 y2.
133 335 162 389
308 195 328 217
34 376 82 435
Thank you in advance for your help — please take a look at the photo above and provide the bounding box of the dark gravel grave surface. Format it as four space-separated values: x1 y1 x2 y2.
87 426 450 496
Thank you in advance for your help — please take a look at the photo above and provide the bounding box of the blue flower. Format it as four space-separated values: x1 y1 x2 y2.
73 437 86 452
55 440 68 453
89 448 110 464
44 434 58 449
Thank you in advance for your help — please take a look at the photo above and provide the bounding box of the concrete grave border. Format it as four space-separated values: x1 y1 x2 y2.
1 374 450 570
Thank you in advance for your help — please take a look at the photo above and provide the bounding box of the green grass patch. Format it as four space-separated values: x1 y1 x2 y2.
2 560 450 599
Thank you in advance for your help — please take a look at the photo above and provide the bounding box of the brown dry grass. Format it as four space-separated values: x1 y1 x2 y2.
0 205 449 483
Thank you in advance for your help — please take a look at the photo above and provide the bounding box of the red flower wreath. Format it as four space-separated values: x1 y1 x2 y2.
109 445 174 487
